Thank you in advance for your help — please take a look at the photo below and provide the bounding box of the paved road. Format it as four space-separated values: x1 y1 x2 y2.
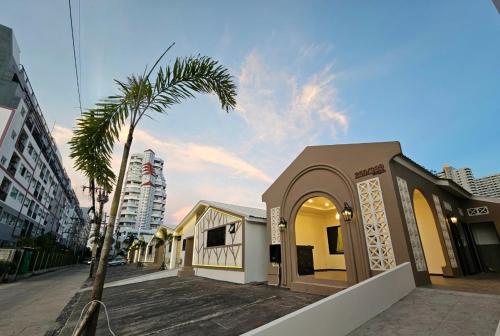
0 265 88 336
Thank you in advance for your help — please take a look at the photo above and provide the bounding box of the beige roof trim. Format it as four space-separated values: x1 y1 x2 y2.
393 156 471 198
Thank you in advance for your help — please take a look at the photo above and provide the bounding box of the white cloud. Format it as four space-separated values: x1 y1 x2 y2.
299 42 334 60
236 50 348 144
132 129 272 183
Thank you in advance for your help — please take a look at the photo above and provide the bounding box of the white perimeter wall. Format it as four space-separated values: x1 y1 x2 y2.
244 221 268 283
194 267 246 284
243 262 415 336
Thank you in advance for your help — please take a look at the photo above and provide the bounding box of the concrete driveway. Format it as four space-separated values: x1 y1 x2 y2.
60 275 323 336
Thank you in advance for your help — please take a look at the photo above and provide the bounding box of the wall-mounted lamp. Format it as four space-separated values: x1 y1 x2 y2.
278 217 287 230
229 223 236 233
341 202 353 222
448 215 458 224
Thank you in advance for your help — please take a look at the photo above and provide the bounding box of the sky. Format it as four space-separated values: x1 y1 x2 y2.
1 1 499 225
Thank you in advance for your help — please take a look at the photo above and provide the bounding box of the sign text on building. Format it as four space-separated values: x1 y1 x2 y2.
355 164 386 179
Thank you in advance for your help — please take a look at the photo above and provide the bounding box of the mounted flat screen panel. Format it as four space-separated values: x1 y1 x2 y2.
327 226 344 254
207 226 226 247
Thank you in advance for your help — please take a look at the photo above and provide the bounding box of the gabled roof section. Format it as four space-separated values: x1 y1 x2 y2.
174 200 266 233
393 155 473 198
263 141 402 199
200 200 266 221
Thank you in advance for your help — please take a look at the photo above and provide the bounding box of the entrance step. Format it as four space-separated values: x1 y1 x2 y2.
291 281 347 295
178 266 195 277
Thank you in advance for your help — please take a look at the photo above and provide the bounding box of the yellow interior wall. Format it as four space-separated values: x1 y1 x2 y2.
413 190 446 275
295 210 346 270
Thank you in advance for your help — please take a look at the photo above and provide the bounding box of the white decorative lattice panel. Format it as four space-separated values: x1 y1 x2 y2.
467 206 489 216
443 201 452 212
357 177 396 271
396 177 426 272
432 195 458 268
270 207 281 244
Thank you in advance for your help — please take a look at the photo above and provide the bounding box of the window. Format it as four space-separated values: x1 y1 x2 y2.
16 129 28 152
20 107 26 117
27 143 34 156
327 226 344 254
10 186 20 200
206 226 226 247
7 152 20 175
0 177 12 201
11 130 17 140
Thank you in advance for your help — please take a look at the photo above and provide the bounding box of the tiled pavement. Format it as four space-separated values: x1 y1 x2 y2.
349 287 500 336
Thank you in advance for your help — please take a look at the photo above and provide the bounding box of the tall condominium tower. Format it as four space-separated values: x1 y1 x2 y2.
117 150 166 230
438 165 477 194
438 165 500 198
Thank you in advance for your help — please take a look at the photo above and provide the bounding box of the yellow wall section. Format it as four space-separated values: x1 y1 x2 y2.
295 210 346 270
413 190 446 275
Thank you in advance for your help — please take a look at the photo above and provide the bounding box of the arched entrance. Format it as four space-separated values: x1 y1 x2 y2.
413 189 446 275
294 196 348 284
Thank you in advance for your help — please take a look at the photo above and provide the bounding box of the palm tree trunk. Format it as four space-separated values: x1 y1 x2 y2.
88 179 97 278
79 126 135 336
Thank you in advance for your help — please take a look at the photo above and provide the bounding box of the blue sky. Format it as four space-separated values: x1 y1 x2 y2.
2 1 499 224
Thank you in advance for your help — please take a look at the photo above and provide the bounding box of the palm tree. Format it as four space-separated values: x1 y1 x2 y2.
153 227 173 269
71 46 236 336
70 112 116 279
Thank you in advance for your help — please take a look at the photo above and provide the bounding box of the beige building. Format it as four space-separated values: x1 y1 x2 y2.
169 200 268 284
263 142 500 294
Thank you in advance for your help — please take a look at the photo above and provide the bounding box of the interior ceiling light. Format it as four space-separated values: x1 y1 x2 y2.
335 213 340 220
324 202 330 207
308 199 313 203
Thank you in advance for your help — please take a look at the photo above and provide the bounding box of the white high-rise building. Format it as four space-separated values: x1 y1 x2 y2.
116 150 166 231
0 24 85 248
475 173 500 199
438 165 500 198
438 165 477 194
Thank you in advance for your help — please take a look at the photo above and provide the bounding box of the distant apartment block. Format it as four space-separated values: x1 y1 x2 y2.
0 24 85 248
116 150 166 231
438 165 500 198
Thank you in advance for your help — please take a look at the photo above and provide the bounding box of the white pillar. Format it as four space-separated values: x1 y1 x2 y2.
169 238 178 269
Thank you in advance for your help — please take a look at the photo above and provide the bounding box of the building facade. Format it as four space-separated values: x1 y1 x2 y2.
0 24 85 249
438 165 500 198
263 142 500 294
116 150 166 231
169 200 268 284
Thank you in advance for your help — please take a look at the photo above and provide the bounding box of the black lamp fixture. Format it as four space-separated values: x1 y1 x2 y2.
341 202 353 222
278 217 287 230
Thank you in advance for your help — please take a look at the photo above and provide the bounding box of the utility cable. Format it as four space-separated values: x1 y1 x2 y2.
68 0 83 115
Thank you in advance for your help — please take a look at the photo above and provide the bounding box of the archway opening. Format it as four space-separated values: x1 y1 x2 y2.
295 196 347 282
413 189 446 275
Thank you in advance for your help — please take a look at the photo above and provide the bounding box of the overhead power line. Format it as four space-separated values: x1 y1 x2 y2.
68 0 83 115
